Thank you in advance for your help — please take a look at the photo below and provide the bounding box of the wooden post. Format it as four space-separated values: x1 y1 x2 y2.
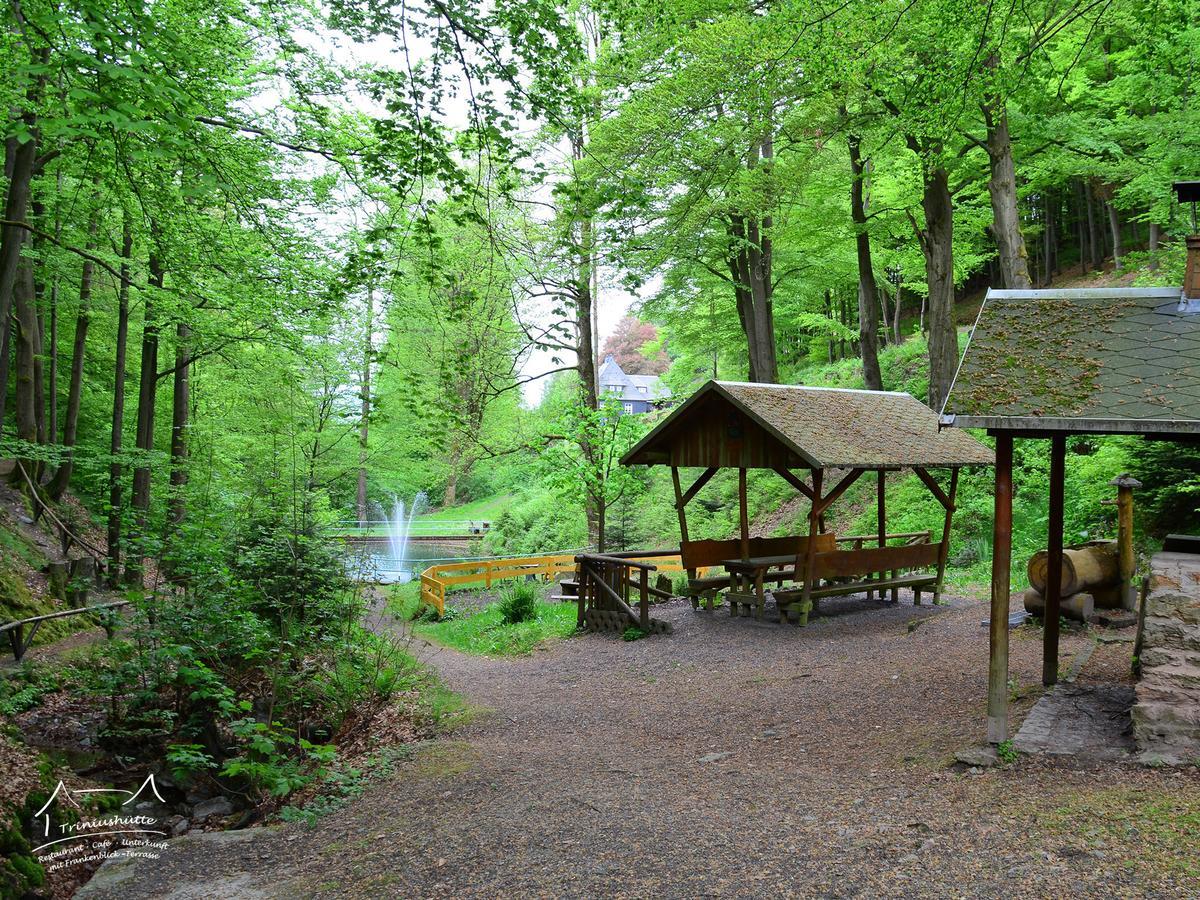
800 469 824 616
671 467 693 577
932 468 959 605
988 433 1014 744
639 566 650 630
1110 473 1141 611
738 467 750 561
875 470 886 601
575 561 587 629
1043 435 1066 687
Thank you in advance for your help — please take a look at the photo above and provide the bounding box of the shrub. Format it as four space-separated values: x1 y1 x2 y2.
498 581 539 624
622 626 646 642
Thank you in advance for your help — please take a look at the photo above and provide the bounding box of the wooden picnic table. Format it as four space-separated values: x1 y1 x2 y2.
720 556 796 620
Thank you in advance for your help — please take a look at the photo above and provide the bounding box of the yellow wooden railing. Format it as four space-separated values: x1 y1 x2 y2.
418 551 690 617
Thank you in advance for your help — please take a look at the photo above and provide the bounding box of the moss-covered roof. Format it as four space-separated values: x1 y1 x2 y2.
942 288 1200 435
622 381 994 469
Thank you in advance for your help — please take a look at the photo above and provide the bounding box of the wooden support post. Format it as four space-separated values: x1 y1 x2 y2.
932 468 959 605
1110 473 1141 611
988 433 1014 744
875 470 886 601
671 467 691 571
800 469 824 617
738 467 750 561
1043 434 1066 687
639 567 650 630
576 561 587 629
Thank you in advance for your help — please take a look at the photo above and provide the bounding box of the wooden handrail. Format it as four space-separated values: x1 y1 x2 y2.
575 553 658 571
835 530 931 544
582 564 642 621
417 551 686 617
0 600 129 634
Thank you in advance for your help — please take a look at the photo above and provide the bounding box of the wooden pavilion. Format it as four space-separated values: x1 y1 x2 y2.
621 381 994 624
942 277 1200 743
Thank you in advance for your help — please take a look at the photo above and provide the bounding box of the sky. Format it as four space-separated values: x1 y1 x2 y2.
302 17 641 406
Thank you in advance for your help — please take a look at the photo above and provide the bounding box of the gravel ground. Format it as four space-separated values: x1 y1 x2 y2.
77 592 1200 899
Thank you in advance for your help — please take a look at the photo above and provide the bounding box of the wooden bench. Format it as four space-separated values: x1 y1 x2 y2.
679 534 836 611
774 539 941 625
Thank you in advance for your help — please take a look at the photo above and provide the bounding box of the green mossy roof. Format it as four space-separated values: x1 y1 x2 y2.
943 288 1200 433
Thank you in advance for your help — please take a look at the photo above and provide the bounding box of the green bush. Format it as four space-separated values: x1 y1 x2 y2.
498 581 539 624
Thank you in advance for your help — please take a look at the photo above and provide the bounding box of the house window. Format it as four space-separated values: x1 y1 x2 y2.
637 385 647 394
623 402 635 415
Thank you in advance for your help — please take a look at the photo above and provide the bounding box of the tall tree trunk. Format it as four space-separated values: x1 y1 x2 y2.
47 214 100 500
10 249 41 483
166 321 190 533
0 57 46 441
356 289 373 526
918 166 958 412
0 145 36 443
823 289 834 363
1043 190 1057 285
847 132 883 390
1084 180 1100 267
126 249 163 585
1107 202 1123 270
107 215 132 586
1149 222 1161 270
982 90 1032 289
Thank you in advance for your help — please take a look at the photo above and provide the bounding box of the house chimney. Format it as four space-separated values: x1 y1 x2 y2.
1173 181 1200 300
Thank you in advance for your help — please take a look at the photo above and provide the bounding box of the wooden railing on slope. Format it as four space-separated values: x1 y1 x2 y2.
418 550 691 617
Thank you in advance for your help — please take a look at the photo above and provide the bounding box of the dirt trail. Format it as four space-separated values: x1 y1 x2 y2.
78 594 1199 898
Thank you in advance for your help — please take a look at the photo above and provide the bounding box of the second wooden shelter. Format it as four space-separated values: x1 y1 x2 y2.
621 382 994 623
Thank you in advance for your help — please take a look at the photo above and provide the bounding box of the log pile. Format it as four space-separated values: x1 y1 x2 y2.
1023 541 1122 622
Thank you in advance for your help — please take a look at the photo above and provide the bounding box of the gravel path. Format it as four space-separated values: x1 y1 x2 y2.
78 592 1200 898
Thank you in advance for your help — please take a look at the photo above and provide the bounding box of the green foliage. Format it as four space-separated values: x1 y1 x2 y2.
498 581 539 625
221 713 336 800
0 665 61 717
395 589 579 656
996 740 1018 765
622 626 646 642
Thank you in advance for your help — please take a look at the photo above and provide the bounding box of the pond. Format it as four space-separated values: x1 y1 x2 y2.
341 537 478 584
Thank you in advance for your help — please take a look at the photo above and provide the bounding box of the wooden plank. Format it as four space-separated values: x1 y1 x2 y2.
779 573 937 601
813 468 865 516
811 543 941 579
835 530 931 544
772 466 815 500
678 466 718 509
988 432 1014 744
933 468 958 605
913 466 955 511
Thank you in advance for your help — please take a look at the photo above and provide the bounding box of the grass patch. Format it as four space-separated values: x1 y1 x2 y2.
1038 787 1200 879
392 583 579 656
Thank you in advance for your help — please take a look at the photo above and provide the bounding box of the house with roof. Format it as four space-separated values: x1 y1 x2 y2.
598 355 671 415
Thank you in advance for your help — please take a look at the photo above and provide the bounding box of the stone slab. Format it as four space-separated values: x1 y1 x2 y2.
1013 683 1135 761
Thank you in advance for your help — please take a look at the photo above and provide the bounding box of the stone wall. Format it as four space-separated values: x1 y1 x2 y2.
1132 551 1200 765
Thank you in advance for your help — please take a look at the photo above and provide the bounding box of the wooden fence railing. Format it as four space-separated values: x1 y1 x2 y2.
2 600 129 662
418 551 690 617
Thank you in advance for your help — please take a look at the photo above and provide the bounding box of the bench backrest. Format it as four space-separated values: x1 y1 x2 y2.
811 542 941 580
680 533 836 570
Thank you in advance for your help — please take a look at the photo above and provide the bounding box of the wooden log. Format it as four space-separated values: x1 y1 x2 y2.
1027 542 1119 597
1022 587 1094 622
